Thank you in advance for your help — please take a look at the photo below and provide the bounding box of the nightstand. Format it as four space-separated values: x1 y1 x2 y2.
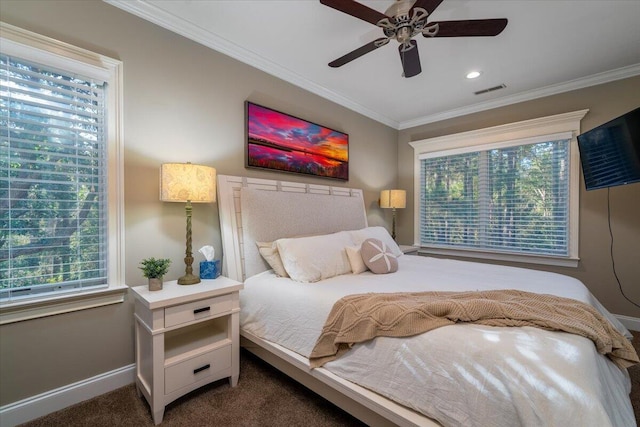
399 245 419 255
131 277 243 425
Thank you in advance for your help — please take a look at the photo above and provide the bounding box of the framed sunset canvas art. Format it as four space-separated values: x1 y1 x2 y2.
245 102 349 181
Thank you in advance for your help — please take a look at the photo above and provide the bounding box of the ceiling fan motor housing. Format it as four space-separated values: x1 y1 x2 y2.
379 6 431 47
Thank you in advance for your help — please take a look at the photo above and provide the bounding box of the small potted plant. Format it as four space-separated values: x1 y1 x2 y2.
139 257 171 291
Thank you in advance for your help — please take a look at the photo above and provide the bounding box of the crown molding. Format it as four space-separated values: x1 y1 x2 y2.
104 1 639 131
103 0 399 129
398 63 640 130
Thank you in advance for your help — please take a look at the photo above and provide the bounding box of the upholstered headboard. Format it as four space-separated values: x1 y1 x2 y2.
217 175 368 282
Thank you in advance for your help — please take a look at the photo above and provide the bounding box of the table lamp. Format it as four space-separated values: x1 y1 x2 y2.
380 189 406 240
160 162 216 285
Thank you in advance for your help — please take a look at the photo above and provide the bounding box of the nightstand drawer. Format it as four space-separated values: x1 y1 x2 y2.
165 294 233 328
164 345 232 394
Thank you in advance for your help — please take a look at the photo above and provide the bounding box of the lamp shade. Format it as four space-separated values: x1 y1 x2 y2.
160 163 216 203
380 189 406 209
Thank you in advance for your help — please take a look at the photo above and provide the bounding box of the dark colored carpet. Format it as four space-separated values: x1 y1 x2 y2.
21 332 640 427
19 349 365 427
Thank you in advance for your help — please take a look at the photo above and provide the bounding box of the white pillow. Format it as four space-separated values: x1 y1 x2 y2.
255 241 289 277
345 245 368 274
276 231 354 282
349 226 403 258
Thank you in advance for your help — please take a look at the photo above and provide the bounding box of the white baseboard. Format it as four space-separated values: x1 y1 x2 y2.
0 364 135 427
615 314 640 333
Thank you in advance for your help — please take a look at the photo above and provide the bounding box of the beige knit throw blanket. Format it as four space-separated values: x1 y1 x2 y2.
309 289 639 369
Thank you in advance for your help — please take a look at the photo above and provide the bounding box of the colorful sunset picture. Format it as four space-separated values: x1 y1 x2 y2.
246 102 349 180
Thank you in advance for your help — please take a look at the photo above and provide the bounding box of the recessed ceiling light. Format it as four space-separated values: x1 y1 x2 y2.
466 71 482 79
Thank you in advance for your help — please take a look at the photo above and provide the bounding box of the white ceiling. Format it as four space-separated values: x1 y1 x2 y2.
106 0 640 129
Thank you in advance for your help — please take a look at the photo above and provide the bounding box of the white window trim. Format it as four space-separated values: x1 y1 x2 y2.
0 23 126 325
410 110 589 267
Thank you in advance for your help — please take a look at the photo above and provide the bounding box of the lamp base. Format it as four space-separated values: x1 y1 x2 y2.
177 273 201 285
391 208 397 241
178 200 200 286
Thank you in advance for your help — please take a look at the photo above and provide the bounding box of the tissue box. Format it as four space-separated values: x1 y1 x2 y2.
200 260 220 279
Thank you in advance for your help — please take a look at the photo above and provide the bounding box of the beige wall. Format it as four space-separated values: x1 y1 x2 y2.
398 76 640 319
0 0 397 405
1 0 638 410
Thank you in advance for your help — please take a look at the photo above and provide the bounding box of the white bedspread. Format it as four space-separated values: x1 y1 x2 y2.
240 255 635 427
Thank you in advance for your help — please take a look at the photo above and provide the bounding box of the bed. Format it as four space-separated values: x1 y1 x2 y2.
217 174 637 427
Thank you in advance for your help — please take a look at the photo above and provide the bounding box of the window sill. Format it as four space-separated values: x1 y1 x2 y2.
0 285 128 325
417 247 579 268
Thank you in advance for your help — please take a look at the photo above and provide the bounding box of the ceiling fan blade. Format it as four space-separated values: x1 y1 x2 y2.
398 40 421 78
410 0 445 16
427 19 508 37
329 38 388 68
320 0 388 26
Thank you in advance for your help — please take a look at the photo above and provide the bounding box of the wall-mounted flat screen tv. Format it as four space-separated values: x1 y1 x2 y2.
577 107 640 190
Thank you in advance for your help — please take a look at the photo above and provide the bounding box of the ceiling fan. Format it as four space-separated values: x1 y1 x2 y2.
320 0 508 78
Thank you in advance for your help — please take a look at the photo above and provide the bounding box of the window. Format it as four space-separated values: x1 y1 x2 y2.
411 110 588 267
0 23 125 323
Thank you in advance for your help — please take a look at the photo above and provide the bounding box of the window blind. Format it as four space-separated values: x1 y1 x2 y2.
0 54 108 300
419 139 570 257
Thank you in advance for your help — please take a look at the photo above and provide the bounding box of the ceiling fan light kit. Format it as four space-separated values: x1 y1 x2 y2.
320 0 508 78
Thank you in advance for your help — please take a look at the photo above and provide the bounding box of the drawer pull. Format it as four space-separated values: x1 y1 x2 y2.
193 307 211 315
193 364 210 375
